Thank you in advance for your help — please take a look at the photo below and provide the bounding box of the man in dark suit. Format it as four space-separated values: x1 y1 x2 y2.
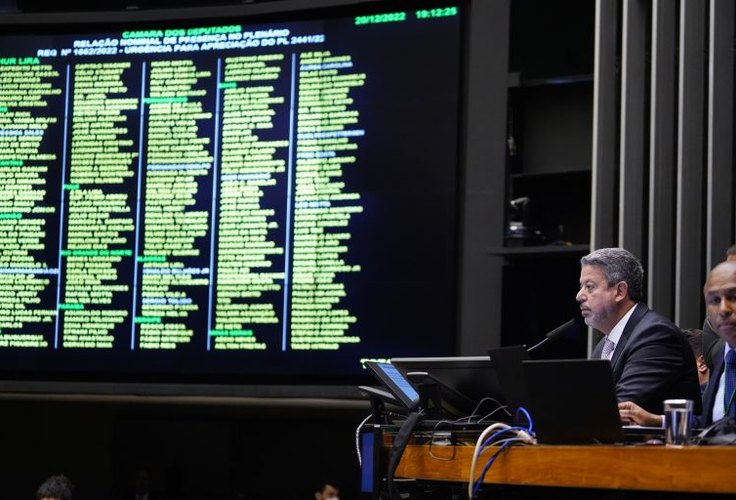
698 260 736 425
619 260 736 427
577 248 701 415
700 246 736 372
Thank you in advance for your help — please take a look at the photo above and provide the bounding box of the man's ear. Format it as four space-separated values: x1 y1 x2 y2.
696 354 708 373
614 281 629 302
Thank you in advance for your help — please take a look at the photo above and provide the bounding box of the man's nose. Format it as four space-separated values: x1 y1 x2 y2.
720 299 732 316
576 288 585 302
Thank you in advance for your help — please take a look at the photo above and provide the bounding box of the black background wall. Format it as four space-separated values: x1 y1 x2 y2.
1 397 368 499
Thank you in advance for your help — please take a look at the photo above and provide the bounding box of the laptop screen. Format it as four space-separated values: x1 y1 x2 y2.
522 359 624 444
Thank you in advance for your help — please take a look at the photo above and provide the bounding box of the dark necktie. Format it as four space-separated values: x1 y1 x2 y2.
725 349 736 417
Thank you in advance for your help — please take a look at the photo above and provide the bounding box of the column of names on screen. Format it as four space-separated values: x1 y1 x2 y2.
0 59 61 348
0 27 369 353
133 59 214 350
59 61 137 349
209 53 290 351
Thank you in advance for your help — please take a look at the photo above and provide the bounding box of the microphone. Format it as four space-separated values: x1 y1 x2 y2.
527 319 575 352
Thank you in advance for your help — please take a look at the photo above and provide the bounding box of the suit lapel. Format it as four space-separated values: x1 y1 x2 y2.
703 350 725 425
609 303 648 368
591 338 604 358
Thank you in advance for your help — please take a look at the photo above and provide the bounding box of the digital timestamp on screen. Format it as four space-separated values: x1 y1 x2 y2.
354 6 458 25
354 12 406 25
415 7 459 19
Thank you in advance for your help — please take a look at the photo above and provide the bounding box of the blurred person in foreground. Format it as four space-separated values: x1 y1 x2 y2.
36 474 73 500
314 481 339 500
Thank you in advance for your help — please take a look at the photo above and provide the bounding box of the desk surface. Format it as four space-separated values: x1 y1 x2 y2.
395 443 736 494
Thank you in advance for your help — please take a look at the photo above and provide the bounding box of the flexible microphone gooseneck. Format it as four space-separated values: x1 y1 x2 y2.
526 319 575 353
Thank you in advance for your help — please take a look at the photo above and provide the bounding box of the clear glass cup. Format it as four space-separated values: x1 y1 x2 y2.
663 399 693 446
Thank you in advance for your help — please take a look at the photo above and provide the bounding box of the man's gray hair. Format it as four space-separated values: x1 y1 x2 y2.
580 248 644 302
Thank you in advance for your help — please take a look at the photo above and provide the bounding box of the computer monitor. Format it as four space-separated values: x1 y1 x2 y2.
360 425 381 496
488 345 530 418
364 361 420 411
0 1 463 392
390 356 507 420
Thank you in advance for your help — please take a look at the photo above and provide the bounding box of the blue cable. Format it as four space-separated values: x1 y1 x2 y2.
472 408 536 496
472 439 515 495
480 426 530 448
472 429 527 495
516 406 534 434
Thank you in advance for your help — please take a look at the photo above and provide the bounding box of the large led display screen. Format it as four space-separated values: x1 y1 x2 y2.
0 4 461 384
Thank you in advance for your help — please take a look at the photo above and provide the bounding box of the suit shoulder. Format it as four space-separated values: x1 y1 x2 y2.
637 307 680 332
628 308 684 345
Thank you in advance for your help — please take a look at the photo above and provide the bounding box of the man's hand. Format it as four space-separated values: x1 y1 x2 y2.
618 401 663 427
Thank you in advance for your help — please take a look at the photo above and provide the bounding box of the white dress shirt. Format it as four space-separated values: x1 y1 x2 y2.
601 303 637 360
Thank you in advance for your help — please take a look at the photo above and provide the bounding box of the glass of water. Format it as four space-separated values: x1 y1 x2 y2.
663 399 693 446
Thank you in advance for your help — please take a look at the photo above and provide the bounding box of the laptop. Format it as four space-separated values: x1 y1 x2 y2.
522 359 625 444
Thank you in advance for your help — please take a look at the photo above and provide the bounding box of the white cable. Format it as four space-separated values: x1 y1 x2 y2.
453 397 509 424
355 413 373 467
467 424 536 499
486 436 529 447
468 422 509 499
477 404 512 423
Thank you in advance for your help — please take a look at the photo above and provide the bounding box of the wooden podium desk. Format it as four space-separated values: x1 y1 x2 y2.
392 441 736 494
